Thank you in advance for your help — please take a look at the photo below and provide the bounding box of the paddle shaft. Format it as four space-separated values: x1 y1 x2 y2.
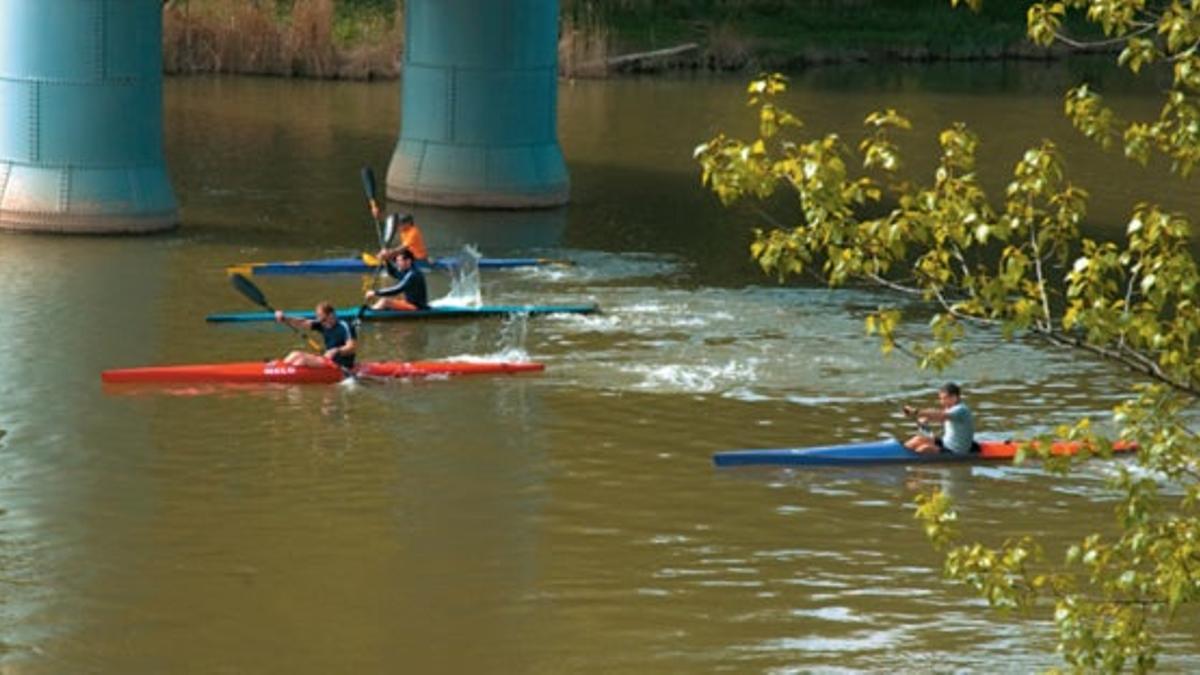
230 273 323 352
358 166 392 322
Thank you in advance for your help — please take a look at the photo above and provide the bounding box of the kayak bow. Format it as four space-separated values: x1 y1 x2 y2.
713 438 1136 467
206 304 599 323
102 360 545 384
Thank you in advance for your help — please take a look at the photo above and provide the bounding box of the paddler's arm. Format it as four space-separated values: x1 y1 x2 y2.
903 405 947 423
274 311 314 332
376 247 401 262
370 267 413 300
324 336 357 362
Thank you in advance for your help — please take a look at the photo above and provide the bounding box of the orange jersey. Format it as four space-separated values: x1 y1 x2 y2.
400 224 428 261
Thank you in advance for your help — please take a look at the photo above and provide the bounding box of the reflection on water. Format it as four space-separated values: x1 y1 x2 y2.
0 65 1196 672
404 206 568 253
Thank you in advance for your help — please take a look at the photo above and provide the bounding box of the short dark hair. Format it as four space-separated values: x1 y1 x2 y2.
400 213 414 224
316 301 336 317
398 247 416 262
939 382 962 398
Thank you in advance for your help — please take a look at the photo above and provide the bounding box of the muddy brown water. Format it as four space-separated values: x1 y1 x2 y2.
0 61 1196 672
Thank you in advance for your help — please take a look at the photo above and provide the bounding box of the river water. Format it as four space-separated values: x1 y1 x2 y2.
0 62 1197 672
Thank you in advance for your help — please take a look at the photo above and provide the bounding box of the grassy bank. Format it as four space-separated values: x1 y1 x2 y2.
163 0 401 78
163 1 1094 80
567 0 1090 73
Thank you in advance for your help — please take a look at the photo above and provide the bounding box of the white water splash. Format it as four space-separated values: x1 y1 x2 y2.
435 244 483 307
442 348 532 365
623 359 761 394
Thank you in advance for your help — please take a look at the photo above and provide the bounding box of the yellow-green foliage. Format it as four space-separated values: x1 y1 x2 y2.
696 1 1200 670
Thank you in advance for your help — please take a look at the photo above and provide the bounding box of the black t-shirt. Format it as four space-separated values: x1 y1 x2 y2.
309 318 357 368
379 261 430 310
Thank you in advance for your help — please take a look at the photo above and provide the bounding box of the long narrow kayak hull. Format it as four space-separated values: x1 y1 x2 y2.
229 256 568 276
102 360 544 384
713 439 1136 467
206 304 598 323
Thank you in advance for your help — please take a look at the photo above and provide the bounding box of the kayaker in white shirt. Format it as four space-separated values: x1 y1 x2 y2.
901 382 978 455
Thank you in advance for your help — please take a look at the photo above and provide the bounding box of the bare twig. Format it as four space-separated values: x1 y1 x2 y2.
1052 23 1156 49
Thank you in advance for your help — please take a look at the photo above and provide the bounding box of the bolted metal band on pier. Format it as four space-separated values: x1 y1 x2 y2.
387 0 569 209
0 0 178 234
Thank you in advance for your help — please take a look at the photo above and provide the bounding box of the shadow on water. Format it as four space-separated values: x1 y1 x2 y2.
382 204 569 253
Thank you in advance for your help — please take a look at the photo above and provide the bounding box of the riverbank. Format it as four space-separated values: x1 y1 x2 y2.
162 0 401 79
162 1 1091 80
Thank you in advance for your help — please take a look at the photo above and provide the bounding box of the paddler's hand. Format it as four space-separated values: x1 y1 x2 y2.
365 290 378 302
274 310 285 323
324 348 340 360
902 404 915 418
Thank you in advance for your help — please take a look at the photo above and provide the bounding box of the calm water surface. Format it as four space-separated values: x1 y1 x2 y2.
0 62 1197 672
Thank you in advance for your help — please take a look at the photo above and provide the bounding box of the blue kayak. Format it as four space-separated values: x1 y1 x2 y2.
229 255 570 276
715 438 1134 467
714 439 984 467
206 303 599 323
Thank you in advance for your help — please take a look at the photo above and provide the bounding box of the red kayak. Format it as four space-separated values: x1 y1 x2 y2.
101 360 545 384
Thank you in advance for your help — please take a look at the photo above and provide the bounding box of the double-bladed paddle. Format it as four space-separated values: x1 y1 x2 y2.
229 273 366 380
357 166 395 323
230 273 323 353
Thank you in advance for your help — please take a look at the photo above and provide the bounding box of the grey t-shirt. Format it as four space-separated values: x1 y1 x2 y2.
942 402 975 454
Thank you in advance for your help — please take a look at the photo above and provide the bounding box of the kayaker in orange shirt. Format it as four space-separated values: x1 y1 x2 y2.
380 213 428 264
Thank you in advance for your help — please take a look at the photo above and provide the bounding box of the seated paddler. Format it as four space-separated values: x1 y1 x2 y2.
365 247 430 312
274 301 357 370
380 213 429 264
901 382 978 455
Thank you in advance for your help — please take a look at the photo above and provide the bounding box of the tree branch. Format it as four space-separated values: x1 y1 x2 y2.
866 272 924 296
1052 23 1156 50
1030 220 1054 332
1035 329 1200 396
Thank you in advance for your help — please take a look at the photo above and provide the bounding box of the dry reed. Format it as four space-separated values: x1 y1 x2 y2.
559 8 610 78
162 0 402 79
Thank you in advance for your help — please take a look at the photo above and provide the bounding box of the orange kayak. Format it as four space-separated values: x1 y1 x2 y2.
976 439 1137 459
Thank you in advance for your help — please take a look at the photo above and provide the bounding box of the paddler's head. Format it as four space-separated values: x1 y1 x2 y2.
938 382 962 408
399 213 414 229
397 247 416 269
314 301 337 328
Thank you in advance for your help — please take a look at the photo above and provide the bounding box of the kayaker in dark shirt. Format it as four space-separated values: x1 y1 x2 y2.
901 382 978 455
274 301 358 369
365 247 429 311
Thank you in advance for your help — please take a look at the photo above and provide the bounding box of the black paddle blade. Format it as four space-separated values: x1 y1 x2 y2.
360 166 377 203
230 273 270 310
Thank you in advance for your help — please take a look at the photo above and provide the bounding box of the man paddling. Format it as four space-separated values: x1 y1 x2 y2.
378 213 429 263
901 382 978 455
274 302 358 370
365 247 430 311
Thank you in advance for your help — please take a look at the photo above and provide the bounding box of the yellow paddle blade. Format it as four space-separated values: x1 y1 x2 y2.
360 252 382 267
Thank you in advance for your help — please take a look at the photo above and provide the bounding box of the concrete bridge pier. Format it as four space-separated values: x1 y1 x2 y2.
387 0 569 209
0 0 177 234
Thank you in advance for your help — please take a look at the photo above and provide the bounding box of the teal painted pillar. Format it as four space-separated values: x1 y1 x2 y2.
0 0 177 234
387 0 569 208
